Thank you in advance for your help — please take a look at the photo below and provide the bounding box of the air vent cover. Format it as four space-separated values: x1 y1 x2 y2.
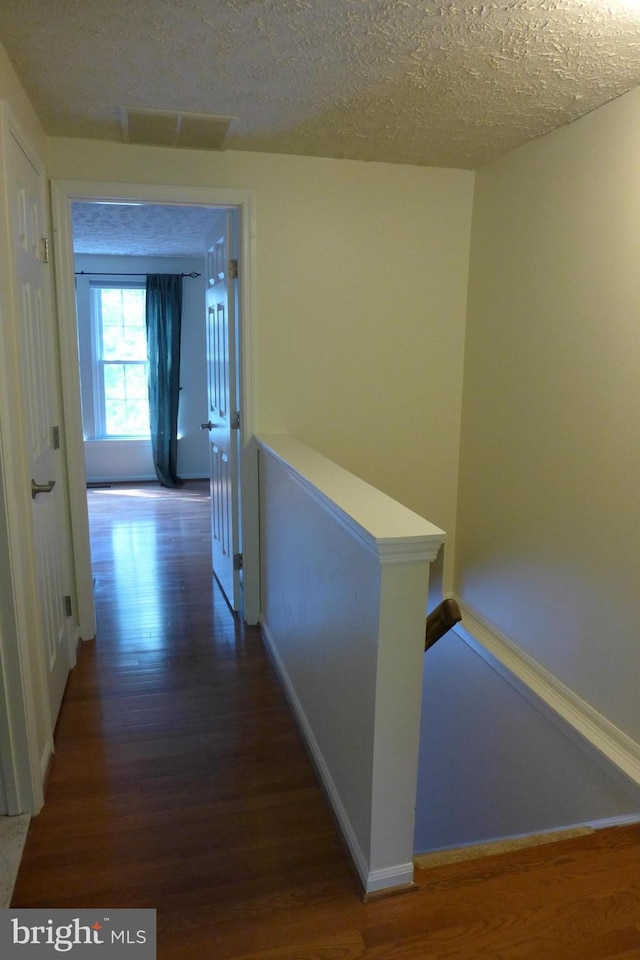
120 108 235 150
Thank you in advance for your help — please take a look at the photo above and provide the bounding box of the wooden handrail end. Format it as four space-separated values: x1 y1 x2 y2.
425 598 462 652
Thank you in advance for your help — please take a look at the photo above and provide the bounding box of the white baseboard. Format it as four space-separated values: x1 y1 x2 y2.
365 862 415 893
586 813 640 829
260 618 413 895
86 475 157 484
453 597 640 788
86 473 208 484
40 739 53 787
418 813 640 858
68 623 82 666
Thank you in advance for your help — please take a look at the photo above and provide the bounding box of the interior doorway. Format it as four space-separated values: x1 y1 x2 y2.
50 181 259 629
72 202 212 485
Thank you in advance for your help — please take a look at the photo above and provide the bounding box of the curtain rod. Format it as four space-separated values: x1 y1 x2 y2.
74 271 201 278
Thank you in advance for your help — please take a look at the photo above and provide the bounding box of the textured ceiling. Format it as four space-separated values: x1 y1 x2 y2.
2 0 640 169
72 202 217 258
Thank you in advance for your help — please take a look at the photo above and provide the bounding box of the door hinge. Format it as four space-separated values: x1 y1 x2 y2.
230 411 240 430
233 553 243 571
64 595 73 617
52 425 61 450
41 237 50 263
228 258 238 280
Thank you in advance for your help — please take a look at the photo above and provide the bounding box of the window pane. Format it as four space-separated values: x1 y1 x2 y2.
92 284 150 440
125 363 148 397
105 398 149 437
102 361 149 436
103 363 125 400
99 288 147 361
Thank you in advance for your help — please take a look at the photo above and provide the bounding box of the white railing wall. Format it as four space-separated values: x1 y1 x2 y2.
256 434 445 896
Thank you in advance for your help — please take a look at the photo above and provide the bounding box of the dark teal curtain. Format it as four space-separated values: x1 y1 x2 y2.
145 274 183 488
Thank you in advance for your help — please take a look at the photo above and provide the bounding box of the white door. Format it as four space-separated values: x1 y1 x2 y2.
203 210 242 610
9 129 74 730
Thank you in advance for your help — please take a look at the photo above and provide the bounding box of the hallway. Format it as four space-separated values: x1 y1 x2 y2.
11 482 640 959
12 482 351 954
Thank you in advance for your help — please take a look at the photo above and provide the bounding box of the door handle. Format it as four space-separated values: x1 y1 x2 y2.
200 421 218 430
31 478 56 500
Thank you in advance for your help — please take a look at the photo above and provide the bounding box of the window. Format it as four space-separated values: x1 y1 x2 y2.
91 284 150 438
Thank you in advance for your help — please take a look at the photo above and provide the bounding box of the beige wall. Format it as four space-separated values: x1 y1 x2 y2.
46 139 474 590
457 85 640 742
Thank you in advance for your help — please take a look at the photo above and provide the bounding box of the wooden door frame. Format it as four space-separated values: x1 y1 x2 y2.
50 180 260 630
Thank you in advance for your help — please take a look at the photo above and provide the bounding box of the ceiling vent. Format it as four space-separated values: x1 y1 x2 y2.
120 107 236 150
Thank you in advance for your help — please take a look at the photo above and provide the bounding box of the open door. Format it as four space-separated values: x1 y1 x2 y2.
202 209 242 610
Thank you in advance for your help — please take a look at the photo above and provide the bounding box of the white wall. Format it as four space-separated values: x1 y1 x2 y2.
456 85 640 749
75 253 209 482
47 138 475 593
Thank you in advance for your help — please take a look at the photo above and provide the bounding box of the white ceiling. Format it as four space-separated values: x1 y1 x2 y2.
9 0 640 257
1 0 640 170
72 202 219 258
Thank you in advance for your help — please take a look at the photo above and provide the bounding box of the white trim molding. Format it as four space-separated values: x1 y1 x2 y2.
454 598 640 787
256 434 445 565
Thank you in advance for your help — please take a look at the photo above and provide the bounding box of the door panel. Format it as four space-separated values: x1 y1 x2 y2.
10 130 73 730
204 210 241 609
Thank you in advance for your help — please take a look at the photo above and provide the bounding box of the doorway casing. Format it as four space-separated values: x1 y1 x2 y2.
50 180 259 630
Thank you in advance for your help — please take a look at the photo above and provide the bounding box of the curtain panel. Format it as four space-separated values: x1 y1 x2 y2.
145 274 183 488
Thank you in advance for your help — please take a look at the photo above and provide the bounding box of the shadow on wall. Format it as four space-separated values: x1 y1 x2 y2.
415 632 640 853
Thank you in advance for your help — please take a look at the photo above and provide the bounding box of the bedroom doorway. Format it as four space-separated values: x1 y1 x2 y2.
50 181 259 632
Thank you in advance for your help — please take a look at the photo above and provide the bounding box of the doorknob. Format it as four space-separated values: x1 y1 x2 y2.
31 478 56 500
200 421 218 430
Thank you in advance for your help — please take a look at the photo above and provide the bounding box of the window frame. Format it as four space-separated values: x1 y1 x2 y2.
89 280 150 440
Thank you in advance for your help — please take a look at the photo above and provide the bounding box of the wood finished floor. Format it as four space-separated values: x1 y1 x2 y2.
12 482 640 959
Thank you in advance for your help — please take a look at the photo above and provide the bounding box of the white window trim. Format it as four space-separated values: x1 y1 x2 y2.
89 280 150 440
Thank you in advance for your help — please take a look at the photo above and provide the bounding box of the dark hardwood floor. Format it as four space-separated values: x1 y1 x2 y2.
12 482 640 959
